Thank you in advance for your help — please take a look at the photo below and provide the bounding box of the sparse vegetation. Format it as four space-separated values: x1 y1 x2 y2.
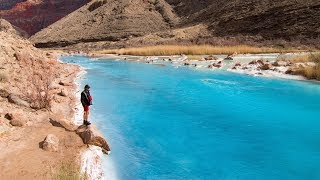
277 53 320 63
302 65 320 80
285 53 320 80
98 45 303 56
52 162 86 180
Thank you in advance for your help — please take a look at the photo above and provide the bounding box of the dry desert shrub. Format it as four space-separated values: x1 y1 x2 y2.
17 52 56 109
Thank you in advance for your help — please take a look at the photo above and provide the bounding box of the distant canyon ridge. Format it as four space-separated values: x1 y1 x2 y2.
0 0 91 35
1 0 320 49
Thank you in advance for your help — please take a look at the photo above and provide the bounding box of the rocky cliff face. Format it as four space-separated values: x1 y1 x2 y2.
185 0 320 40
29 0 320 48
0 0 90 35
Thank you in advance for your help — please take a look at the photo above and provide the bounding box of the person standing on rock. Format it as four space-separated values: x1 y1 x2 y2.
81 85 93 125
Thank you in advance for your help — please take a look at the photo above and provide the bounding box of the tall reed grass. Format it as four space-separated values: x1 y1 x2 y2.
287 53 320 80
98 45 300 56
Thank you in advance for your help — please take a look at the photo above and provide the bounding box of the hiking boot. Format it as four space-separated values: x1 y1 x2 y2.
84 120 91 126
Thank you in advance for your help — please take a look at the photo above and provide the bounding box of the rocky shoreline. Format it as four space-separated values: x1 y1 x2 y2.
62 50 319 82
85 52 317 82
0 19 110 179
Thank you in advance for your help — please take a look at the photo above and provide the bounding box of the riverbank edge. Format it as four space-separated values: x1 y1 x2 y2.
83 52 320 83
58 55 107 180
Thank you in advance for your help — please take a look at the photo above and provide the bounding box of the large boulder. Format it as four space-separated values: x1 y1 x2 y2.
42 134 59 152
49 118 77 131
8 94 30 107
76 125 111 154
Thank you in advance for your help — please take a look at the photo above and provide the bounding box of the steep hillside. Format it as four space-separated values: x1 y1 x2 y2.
30 0 320 48
0 0 90 35
0 19 86 179
30 0 180 47
188 0 320 40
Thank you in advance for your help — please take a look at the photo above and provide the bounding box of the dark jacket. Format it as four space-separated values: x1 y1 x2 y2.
81 90 92 106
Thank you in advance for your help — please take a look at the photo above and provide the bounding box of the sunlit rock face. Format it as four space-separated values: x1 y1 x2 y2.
0 0 91 35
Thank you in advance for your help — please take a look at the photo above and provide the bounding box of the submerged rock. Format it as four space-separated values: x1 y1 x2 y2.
76 125 111 154
42 134 59 152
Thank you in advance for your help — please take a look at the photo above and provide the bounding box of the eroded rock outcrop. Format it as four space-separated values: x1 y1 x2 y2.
76 125 111 154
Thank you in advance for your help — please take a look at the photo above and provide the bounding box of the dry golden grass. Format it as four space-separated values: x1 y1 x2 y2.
287 53 320 80
97 45 302 56
286 55 310 63
186 55 205 60
52 162 86 180
300 65 320 80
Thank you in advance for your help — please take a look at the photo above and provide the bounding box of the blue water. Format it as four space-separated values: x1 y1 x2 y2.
61 56 320 180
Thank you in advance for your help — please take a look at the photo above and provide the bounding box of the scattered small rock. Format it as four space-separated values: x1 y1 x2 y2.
257 60 264 65
7 113 27 127
49 82 59 90
40 91 46 97
0 89 9 98
49 118 77 131
204 55 218 61
59 81 71 86
57 90 67 97
42 134 59 152
249 60 256 65
273 60 288 67
259 64 271 70
4 113 13 120
8 94 30 107
10 118 27 127
235 62 241 66
224 55 233 60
